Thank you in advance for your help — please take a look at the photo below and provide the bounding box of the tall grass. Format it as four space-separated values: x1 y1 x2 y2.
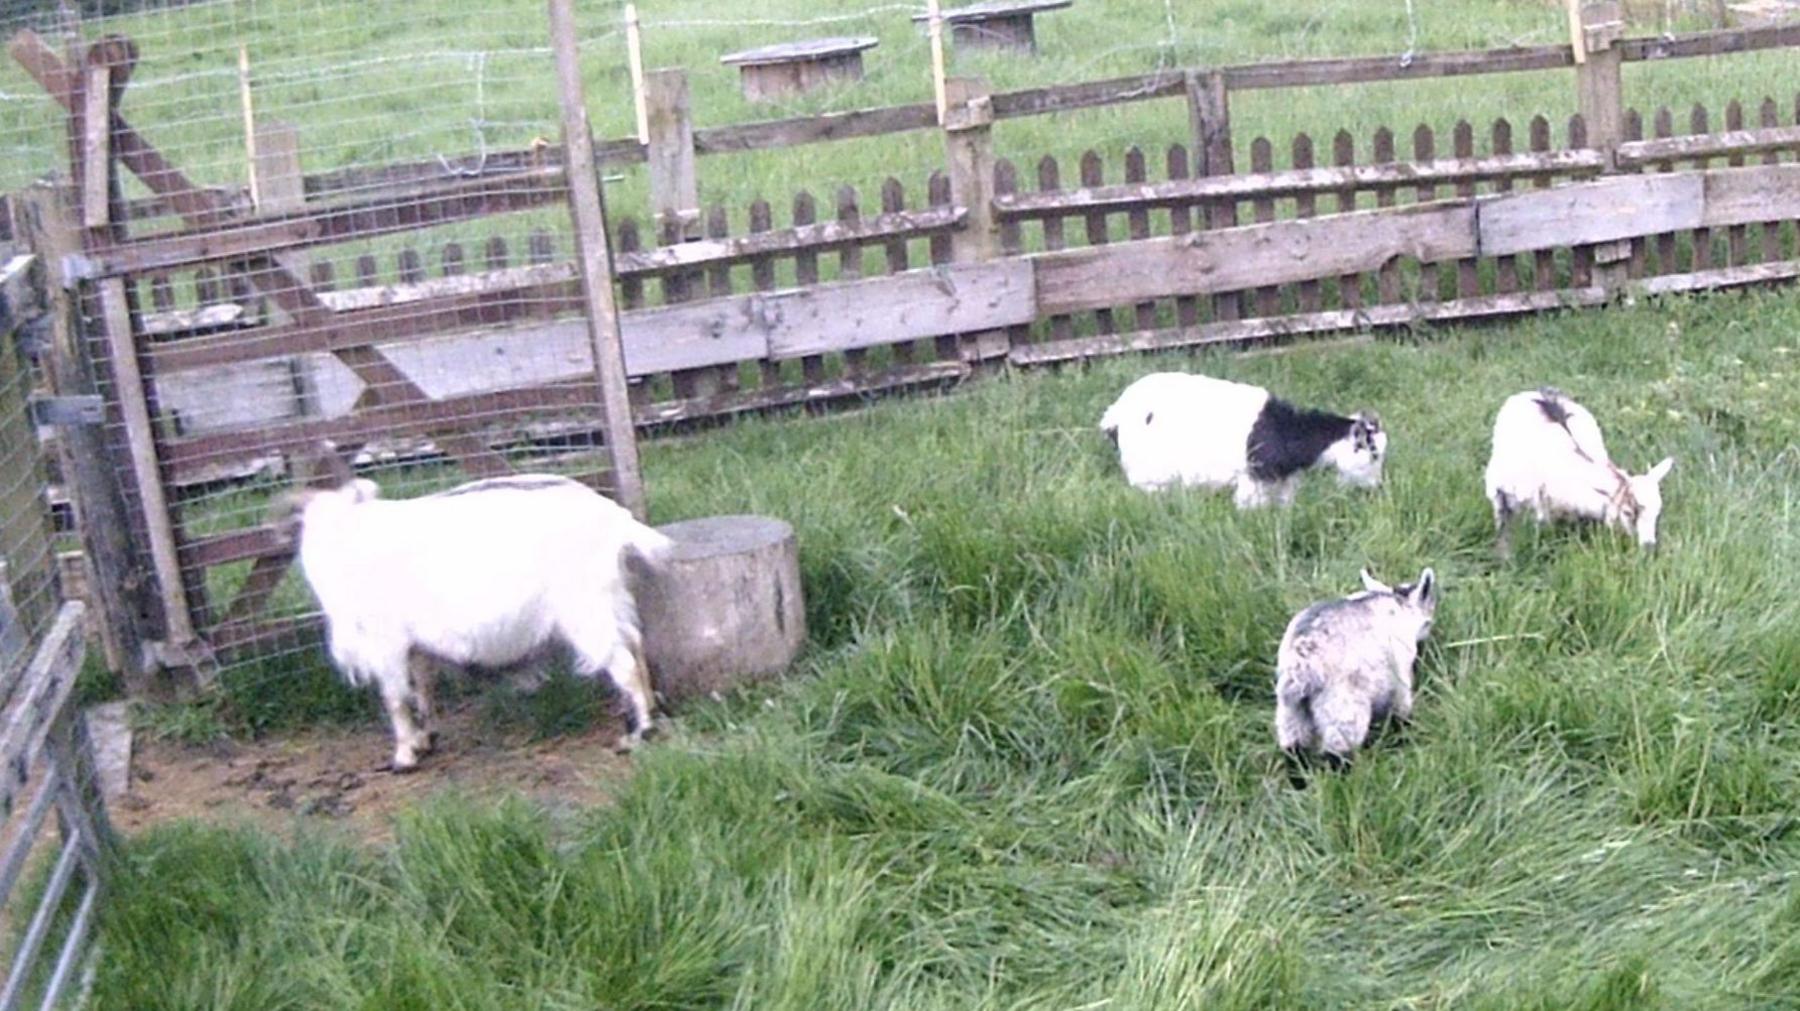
92 287 1800 1007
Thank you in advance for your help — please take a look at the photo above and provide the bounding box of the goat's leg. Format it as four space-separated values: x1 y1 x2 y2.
599 643 655 753
1491 490 1516 559
1233 475 1272 510
378 672 430 773
407 651 439 755
565 624 655 753
1311 692 1372 769
1274 698 1316 756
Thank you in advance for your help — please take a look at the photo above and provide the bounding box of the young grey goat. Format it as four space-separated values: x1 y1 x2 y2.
1274 567 1438 768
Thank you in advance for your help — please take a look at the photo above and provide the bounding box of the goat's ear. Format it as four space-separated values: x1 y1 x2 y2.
1358 411 1382 433
1410 567 1437 607
1645 456 1674 483
303 440 356 489
1360 568 1392 594
265 490 309 545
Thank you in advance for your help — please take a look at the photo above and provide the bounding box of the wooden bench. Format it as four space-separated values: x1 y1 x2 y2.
914 0 1074 54
719 37 879 102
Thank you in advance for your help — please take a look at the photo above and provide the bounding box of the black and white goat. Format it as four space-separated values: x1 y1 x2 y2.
272 472 673 773
1098 371 1387 507
1274 567 1439 768
1483 387 1674 553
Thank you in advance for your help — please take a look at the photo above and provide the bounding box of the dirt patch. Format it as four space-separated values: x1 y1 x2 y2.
114 703 638 846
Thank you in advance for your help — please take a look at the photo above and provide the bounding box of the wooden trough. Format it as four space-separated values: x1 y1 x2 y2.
636 515 805 705
719 37 879 102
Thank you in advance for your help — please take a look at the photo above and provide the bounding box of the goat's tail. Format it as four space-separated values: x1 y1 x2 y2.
621 519 677 569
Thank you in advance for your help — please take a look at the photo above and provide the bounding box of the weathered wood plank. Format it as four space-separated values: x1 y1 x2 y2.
615 205 964 274
1700 160 1800 229
638 259 1037 362
1036 200 1478 314
1617 23 1800 62
1477 172 1704 256
1618 123 1800 165
992 150 1606 218
77 167 568 279
695 103 938 155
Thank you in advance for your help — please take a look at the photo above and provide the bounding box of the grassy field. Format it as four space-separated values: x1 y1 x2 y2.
93 285 1800 1007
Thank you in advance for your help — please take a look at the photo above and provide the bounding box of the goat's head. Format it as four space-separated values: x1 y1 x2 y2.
1360 565 1439 640
267 442 379 549
1331 412 1387 489
1613 456 1674 549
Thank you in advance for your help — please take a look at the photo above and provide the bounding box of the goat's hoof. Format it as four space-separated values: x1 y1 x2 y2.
1279 747 1310 788
612 732 644 755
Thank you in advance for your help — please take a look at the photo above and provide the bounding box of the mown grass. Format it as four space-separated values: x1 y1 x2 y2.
91 286 1800 1007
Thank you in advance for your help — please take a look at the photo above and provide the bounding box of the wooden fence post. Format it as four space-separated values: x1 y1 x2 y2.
943 76 998 261
548 0 647 520
1185 69 1238 320
1573 1 1631 290
14 187 150 687
644 67 700 240
941 75 1007 362
1574 1 1626 167
252 119 320 420
69 47 207 676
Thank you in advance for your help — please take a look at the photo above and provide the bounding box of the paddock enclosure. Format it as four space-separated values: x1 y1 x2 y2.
0 1 1797 701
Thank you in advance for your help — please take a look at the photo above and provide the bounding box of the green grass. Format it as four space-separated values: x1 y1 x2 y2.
90 286 1800 1007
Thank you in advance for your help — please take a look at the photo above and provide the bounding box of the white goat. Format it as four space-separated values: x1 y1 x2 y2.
273 473 673 772
1483 387 1674 553
1274 567 1439 768
1098 371 1386 508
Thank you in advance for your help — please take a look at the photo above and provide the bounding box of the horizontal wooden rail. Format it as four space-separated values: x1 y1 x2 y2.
147 281 585 374
615 205 965 274
696 104 939 155
1035 200 1478 314
1617 124 1800 166
1011 256 1800 367
150 253 1026 378
994 151 1606 218
76 167 568 279
161 381 596 473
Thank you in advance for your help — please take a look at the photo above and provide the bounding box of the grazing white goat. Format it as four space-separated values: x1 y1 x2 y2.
1274 567 1439 768
1098 371 1386 508
272 473 673 773
1483 387 1674 553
